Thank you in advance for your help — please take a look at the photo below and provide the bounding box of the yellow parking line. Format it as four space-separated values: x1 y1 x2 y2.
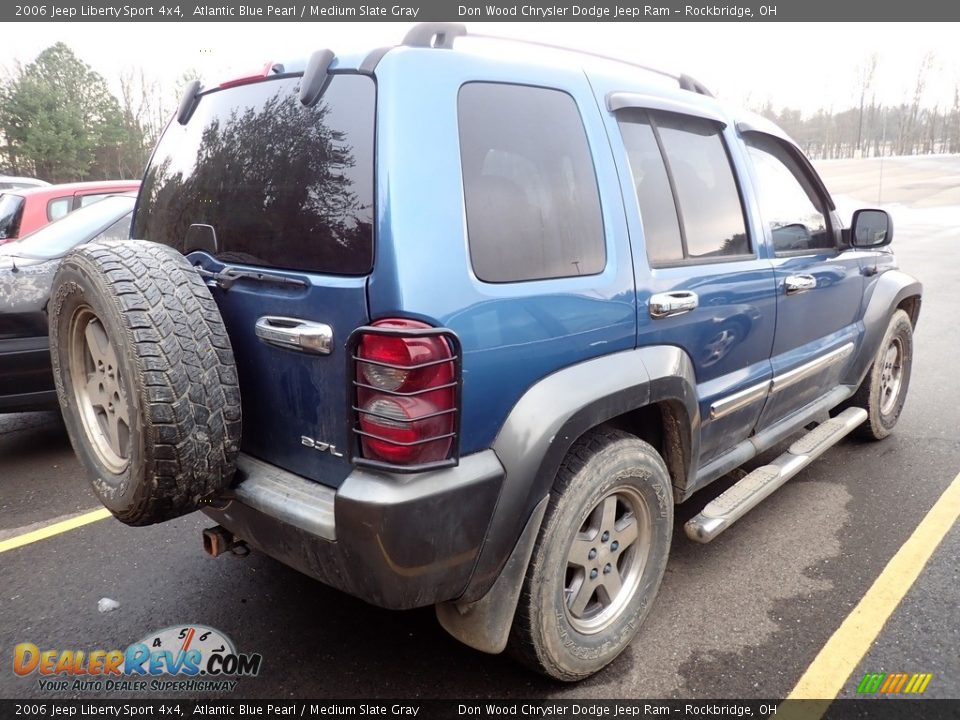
781 471 960 715
0 508 112 554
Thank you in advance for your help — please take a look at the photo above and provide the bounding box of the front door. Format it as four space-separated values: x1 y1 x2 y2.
741 132 864 426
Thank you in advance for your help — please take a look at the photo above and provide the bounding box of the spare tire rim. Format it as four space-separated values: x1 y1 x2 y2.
68 306 131 474
879 336 904 416
563 485 652 635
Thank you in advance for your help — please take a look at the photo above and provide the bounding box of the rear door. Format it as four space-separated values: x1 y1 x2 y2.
741 132 863 426
610 104 777 464
133 72 376 489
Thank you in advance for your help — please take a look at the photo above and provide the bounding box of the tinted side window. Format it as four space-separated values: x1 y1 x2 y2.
653 112 751 260
459 83 605 283
617 111 684 265
134 75 375 275
744 134 831 254
0 194 24 239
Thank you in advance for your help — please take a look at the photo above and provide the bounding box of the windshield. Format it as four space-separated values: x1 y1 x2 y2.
0 194 25 239
134 74 375 275
2 195 135 259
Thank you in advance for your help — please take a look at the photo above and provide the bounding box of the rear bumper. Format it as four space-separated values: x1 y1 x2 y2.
203 451 503 610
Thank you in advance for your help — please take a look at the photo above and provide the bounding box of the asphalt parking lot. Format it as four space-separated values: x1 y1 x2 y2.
1 156 958 702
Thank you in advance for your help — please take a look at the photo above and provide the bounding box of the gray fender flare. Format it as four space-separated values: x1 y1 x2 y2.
846 270 922 387
436 346 698 653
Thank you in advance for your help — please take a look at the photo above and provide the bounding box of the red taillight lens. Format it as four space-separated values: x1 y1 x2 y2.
353 320 458 468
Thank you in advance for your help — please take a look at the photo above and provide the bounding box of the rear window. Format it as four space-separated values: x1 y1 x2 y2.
134 74 375 275
458 83 605 283
0 194 25 239
78 193 112 208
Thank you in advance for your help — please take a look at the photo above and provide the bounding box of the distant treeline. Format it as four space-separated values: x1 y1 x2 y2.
758 101 960 160
756 53 960 159
2 43 958 183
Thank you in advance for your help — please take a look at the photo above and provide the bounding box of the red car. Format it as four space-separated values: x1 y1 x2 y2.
0 180 140 244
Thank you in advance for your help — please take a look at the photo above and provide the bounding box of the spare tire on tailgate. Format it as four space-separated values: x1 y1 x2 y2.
49 240 241 526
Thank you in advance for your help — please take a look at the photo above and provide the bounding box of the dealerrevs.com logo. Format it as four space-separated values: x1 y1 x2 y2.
13 625 262 693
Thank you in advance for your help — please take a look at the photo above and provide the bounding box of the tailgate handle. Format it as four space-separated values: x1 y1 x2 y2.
255 316 333 355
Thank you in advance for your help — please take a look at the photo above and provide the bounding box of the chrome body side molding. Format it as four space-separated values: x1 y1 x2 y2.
771 343 855 394
709 381 770 421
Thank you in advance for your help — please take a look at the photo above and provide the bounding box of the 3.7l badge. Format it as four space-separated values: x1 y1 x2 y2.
301 436 344 458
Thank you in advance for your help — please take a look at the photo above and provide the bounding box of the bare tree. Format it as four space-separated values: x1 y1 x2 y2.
855 53 878 156
901 53 936 154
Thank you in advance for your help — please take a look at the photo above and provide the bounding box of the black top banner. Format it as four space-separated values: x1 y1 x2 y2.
3 0 960 22
1 699 959 720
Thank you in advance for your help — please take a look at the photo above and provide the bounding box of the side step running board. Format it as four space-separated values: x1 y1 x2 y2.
685 407 867 543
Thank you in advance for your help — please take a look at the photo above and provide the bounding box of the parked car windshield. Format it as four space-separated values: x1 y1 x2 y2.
0 194 25 239
1 194 134 260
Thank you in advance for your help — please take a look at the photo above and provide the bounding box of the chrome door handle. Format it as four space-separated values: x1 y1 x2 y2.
649 291 699 319
255 316 333 355
785 274 817 295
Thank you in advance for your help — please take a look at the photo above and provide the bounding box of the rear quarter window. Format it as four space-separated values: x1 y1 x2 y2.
134 74 375 275
458 82 605 283
47 196 72 222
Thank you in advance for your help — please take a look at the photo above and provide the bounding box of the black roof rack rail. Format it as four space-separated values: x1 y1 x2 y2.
402 23 466 49
399 23 714 98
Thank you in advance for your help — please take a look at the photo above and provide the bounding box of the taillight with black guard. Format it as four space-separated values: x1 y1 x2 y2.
350 320 460 471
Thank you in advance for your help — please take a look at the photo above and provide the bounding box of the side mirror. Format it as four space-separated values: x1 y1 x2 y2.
850 209 893 248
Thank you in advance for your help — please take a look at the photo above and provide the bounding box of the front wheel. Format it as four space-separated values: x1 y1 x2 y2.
508 429 673 681
851 309 914 440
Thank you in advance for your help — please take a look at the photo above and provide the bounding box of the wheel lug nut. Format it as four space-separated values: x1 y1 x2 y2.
603 563 612 574
588 549 597 560
601 531 610 543
611 541 619 551
589 569 598 580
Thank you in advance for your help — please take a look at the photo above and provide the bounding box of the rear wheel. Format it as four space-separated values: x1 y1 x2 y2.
50 240 241 525
508 429 673 681
851 309 913 441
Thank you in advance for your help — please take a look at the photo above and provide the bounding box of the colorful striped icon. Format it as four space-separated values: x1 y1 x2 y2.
856 672 933 694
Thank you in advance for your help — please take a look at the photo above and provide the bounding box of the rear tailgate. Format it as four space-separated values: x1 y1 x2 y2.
133 72 376 488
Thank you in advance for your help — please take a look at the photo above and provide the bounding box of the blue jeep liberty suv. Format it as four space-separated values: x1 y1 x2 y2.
49 24 922 680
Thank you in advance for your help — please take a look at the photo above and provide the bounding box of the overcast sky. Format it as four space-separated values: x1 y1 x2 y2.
2 22 958 114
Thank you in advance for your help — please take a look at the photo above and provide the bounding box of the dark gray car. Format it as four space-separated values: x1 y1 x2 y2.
0 193 135 412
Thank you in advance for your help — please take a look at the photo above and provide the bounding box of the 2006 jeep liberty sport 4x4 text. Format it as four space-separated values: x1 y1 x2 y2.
49 24 921 680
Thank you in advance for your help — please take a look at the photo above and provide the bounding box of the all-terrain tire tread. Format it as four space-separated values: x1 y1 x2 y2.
507 428 660 681
50 240 241 526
